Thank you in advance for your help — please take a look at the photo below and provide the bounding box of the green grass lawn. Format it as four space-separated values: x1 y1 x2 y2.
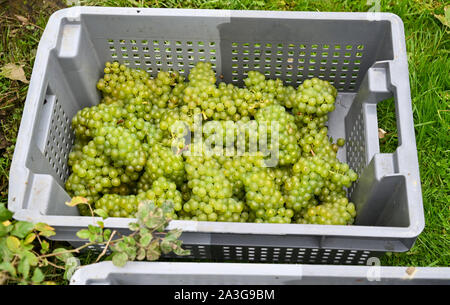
0 0 448 278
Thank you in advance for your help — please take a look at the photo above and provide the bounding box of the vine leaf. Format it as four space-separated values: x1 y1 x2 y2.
0 203 13 221
76 229 90 240
31 268 45 284
52 248 74 263
34 222 56 237
0 261 17 277
6 236 21 253
112 252 128 267
23 233 36 245
94 209 109 219
64 257 80 281
40 240 50 254
146 239 161 261
11 221 34 239
17 257 30 279
65 196 88 207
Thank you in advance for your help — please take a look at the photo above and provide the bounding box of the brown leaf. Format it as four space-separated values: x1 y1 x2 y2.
378 128 387 139
15 15 29 24
0 63 29 84
433 5 450 29
405 266 417 277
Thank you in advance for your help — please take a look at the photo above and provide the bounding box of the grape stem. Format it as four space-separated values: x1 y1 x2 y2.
94 230 117 263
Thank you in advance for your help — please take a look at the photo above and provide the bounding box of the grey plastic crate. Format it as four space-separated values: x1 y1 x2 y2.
8 7 424 264
70 262 450 285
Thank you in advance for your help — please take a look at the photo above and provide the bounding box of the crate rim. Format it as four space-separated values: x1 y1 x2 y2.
69 261 450 285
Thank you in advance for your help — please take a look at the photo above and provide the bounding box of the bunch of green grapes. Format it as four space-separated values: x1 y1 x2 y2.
65 138 132 215
243 71 293 111
93 125 146 173
299 196 356 225
158 108 194 150
255 104 301 165
219 152 265 199
242 168 291 223
292 77 337 117
97 61 152 101
96 177 182 218
284 151 358 224
71 102 127 139
143 144 186 187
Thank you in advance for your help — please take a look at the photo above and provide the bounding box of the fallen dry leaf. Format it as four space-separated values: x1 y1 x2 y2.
9 28 19 37
14 14 29 25
433 5 450 29
378 128 387 139
0 63 29 84
405 266 417 278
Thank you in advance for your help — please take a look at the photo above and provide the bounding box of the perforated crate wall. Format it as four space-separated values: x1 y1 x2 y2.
105 38 365 92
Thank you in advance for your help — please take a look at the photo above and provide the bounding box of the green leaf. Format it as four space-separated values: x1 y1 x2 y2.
94 209 109 219
52 248 74 263
0 203 13 221
128 222 140 231
160 201 174 215
136 247 146 261
24 250 38 266
11 221 34 239
6 236 21 252
103 229 111 241
165 229 182 242
0 222 8 237
31 267 45 284
34 223 56 238
146 240 161 261
64 257 80 280
124 236 136 246
18 257 30 279
40 240 50 254
97 221 104 229
0 261 17 277
88 232 97 243
23 233 36 245
159 239 173 254
143 213 163 230
76 229 90 240
112 252 128 267
116 240 128 252
139 233 152 247
65 196 88 207
88 224 97 234
173 246 190 256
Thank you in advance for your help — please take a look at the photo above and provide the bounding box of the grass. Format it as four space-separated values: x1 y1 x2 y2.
0 0 448 282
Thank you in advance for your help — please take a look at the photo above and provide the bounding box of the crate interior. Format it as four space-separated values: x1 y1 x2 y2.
24 13 409 229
